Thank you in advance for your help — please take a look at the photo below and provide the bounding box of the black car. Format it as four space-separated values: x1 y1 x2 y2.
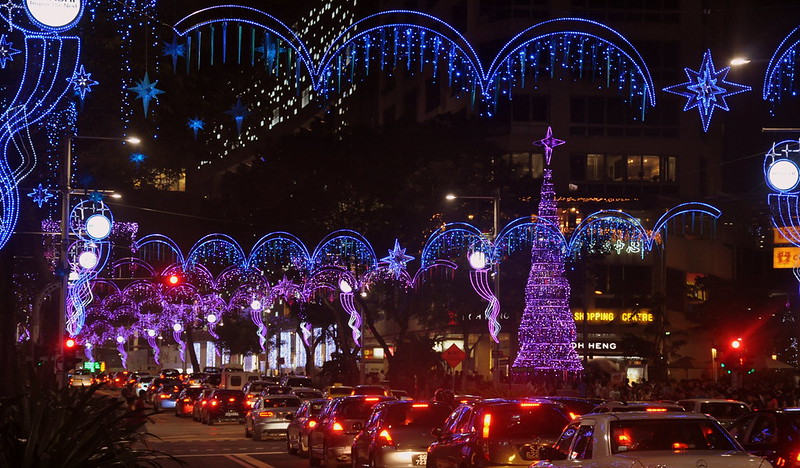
175 387 203 417
727 408 800 467
201 389 246 425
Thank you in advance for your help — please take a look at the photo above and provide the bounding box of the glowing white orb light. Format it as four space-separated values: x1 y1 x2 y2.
250 299 262 310
469 251 487 270
767 159 800 192
173 323 183 332
85 214 112 240
207 313 217 324
339 279 352 294
116 336 125 344
78 250 98 269
147 329 156 337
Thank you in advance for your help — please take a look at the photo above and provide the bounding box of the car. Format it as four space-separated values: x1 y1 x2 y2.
68 369 94 387
532 412 772 468
676 398 750 425
111 371 130 388
281 375 314 390
323 385 354 399
542 396 603 417
287 398 327 457
159 368 181 379
245 395 302 441
203 373 221 388
308 395 396 466
351 385 392 396
201 389 246 425
261 385 293 396
427 398 571 467
589 400 687 413
293 389 324 400
391 389 413 401
192 388 215 421
727 408 800 468
185 372 206 387
175 387 203 417
153 380 183 410
352 400 453 468
243 381 276 408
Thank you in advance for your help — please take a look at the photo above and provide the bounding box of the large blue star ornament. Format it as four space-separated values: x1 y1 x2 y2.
224 98 252 134
68 65 99 100
188 117 205 139
663 50 751 132
27 184 54 208
0 34 20 69
162 37 186 72
533 126 565 165
129 152 147 167
381 239 415 279
127 72 165 116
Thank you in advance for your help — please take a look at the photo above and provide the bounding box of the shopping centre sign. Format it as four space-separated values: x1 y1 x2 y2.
573 310 654 323
25 0 83 30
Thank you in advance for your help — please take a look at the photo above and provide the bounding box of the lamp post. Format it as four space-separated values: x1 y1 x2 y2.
446 188 502 383
57 134 139 387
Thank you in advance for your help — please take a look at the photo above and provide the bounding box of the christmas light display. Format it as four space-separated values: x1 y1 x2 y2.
764 26 800 111
380 239 414 280
67 64 98 101
27 183 54 207
224 97 251 135
766 140 800 246
663 49 751 132
0 34 20 68
127 72 165 116
187 117 205 139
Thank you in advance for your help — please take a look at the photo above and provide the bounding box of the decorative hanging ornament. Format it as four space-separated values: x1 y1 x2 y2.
68 65 99 101
27 183 54 208
0 34 20 69
380 239 414 279
127 72 165 116
87 191 104 203
533 127 565 166
224 98 251 135
187 117 205 139
162 36 186 72
663 49 751 132
129 152 147 167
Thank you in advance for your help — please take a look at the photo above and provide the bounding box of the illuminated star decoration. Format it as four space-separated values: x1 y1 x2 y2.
87 191 104 203
663 49 751 132
381 239 415 279
187 117 205 140
162 37 186 72
27 184 54 208
533 126 565 165
127 72 165 116
0 1 23 30
129 152 147 167
224 98 252 135
68 65 99 101
0 34 20 69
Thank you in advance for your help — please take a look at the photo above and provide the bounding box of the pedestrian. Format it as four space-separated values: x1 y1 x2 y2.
125 390 154 444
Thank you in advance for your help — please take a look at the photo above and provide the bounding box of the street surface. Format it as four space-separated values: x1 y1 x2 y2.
142 408 303 468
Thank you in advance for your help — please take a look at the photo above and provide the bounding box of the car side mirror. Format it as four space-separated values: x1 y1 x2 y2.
431 427 443 438
353 422 363 431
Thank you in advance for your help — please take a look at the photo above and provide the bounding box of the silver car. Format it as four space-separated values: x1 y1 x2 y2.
352 400 453 468
245 395 301 441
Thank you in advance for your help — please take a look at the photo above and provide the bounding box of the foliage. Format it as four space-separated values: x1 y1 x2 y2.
386 334 444 396
214 313 261 356
0 368 180 468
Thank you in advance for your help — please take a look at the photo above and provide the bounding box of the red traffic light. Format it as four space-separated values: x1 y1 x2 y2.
730 339 741 349
165 274 181 286
65 338 77 349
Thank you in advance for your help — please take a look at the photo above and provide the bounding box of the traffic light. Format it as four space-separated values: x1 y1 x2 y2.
730 339 741 350
164 273 182 286
64 338 81 371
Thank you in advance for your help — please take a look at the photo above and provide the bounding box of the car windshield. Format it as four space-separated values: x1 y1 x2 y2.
698 402 749 419
263 397 302 408
138 376 154 383
352 386 386 395
309 401 326 414
328 387 352 396
337 399 384 420
610 419 738 453
383 403 452 427
484 404 568 439
295 391 322 398
214 391 243 401
285 378 313 388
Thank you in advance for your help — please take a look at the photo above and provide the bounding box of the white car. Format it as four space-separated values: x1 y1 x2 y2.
69 369 94 387
532 412 773 468
676 398 751 425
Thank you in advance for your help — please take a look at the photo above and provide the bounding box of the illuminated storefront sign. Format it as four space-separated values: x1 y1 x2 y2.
573 310 654 323
572 341 618 351
774 246 800 269
25 0 84 31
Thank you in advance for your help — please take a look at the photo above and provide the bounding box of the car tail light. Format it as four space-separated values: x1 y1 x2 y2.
211 400 219 406
482 413 492 439
247 401 255 408
259 411 275 417
365 397 380 402
568 412 578 420
332 421 344 432
201 400 208 406
377 429 394 446
183 398 191 402
159 394 168 399
646 408 667 412
412 403 429 408
229 398 236 402
520 402 540 408
307 420 317 429
114 378 120 382
672 442 688 450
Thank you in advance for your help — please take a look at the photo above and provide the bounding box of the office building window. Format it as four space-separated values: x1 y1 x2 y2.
576 153 675 183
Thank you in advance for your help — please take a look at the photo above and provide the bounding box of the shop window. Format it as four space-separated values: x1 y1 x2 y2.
587 154 603 181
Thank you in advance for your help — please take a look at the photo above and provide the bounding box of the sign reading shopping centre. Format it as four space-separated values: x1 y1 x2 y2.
25 0 83 31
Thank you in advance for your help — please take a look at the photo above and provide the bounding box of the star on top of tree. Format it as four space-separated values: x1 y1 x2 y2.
381 239 415 279
663 49 751 132
68 65 99 101
27 183 54 208
533 127 565 166
127 72 165 116
0 34 20 69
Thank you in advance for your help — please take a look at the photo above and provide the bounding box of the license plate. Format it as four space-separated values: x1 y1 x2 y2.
225 411 238 416
412 454 427 466
520 445 541 460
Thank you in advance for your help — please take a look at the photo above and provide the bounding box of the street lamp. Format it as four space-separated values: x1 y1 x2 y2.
445 188 502 383
57 134 139 387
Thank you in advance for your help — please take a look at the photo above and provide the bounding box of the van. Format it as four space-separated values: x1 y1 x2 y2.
220 371 248 390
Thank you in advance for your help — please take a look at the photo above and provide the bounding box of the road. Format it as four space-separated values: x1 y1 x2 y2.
141 408 305 468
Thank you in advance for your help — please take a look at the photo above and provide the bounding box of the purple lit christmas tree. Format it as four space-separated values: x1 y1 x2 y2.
512 128 583 377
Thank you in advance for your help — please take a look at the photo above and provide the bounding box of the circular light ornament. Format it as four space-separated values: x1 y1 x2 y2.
77 250 98 270
25 0 84 31
250 299 262 311
172 323 183 332
85 214 112 240
469 251 487 270
767 159 800 192
206 313 218 324
147 329 156 337
116 335 125 344
338 279 352 294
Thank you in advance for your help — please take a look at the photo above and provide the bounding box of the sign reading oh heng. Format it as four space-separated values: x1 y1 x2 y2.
25 0 83 31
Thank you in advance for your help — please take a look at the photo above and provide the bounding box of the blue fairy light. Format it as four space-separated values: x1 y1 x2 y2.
187 117 205 139
663 49 751 132
380 239 415 279
68 65 99 101
27 184 54 208
0 34 20 68
224 98 251 134
127 72 165 116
